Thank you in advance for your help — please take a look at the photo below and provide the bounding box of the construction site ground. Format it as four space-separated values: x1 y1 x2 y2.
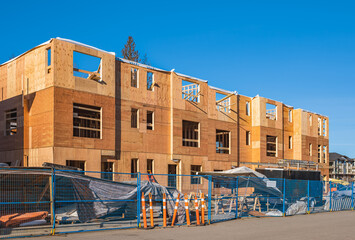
26 211 355 240
22 211 355 240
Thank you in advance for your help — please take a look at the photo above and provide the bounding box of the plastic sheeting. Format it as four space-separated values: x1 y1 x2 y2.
286 201 307 215
199 167 283 197
0 169 185 224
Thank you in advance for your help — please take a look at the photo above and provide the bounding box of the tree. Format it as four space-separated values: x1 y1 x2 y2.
121 36 149 65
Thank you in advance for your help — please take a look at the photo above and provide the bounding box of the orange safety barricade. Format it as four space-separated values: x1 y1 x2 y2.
149 193 154 227
171 193 180 226
163 193 167 227
201 193 205 225
184 195 191 226
141 192 148 228
194 195 200 225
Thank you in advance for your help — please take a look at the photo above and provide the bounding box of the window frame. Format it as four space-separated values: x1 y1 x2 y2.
131 158 139 178
147 159 154 174
182 120 200 147
288 136 292 149
147 71 154 91
168 164 177 188
323 146 327 163
182 80 200 103
190 165 202 185
101 162 114 180
246 101 250 116
266 135 277 157
5 108 17 136
266 103 277 120
147 111 154 130
216 129 231 154
323 119 327 137
66 160 86 172
73 103 101 139
131 108 139 128
131 68 139 88
246 131 251 146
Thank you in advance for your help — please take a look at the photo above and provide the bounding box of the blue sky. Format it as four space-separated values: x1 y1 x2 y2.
1 0 354 157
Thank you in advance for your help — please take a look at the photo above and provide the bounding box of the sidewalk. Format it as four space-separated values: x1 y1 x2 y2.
28 211 355 240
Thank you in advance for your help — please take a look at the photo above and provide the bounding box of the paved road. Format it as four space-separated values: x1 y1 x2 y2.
32 211 355 240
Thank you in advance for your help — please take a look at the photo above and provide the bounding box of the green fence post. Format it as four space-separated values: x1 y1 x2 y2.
208 175 212 224
137 172 141 228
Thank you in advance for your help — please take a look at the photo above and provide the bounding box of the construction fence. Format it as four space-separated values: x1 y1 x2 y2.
0 168 354 239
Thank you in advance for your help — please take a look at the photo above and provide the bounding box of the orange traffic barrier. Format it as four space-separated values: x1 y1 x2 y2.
149 193 154 227
141 192 147 228
171 193 180 226
201 193 205 225
163 193 167 227
184 195 191 226
194 195 200 225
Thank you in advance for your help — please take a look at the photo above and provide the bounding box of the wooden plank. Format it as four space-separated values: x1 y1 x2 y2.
216 93 234 104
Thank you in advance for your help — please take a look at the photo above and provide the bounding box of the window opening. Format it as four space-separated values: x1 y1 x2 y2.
266 103 277 120
216 129 230 154
5 109 17 136
182 120 199 147
73 51 102 81
147 72 154 90
266 135 277 157
191 165 201 184
73 103 101 139
101 162 114 180
131 68 138 87
182 80 200 102
131 108 139 128
147 111 154 130
216 92 233 113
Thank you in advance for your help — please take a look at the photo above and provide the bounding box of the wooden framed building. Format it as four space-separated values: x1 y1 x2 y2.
0 38 329 182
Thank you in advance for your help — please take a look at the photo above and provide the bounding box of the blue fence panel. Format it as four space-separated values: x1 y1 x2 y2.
210 176 238 223
0 168 53 239
53 170 138 234
308 180 327 214
328 182 352 212
1 167 355 239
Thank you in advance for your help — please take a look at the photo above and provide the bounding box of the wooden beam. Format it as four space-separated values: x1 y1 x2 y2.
216 93 235 104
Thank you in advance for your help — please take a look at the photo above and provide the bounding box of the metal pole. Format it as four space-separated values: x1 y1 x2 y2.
283 178 286 217
307 180 310 214
50 168 56 235
208 175 212 224
235 176 239 219
137 172 141 228
329 180 332 212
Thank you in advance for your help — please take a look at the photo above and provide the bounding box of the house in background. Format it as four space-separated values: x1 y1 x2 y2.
329 152 355 182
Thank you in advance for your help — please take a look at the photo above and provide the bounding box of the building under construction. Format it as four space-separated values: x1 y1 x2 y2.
0 38 329 181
